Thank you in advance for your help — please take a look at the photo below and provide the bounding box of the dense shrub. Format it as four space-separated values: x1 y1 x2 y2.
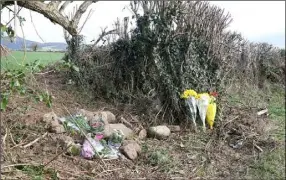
66 1 285 124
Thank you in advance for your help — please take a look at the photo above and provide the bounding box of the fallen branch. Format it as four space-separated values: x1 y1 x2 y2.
22 132 48 148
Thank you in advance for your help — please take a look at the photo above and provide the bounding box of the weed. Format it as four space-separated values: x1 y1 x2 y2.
147 148 174 172
15 165 59 180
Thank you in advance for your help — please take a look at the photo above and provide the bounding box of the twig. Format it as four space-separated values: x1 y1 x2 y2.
29 10 46 43
78 9 94 34
9 131 17 146
93 28 117 47
43 143 73 167
56 169 90 178
2 128 8 147
35 70 55 75
17 14 27 65
254 143 263 152
5 7 23 26
96 168 122 177
22 132 48 148
223 116 239 127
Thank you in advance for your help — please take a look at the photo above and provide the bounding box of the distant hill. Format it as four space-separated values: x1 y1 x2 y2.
1 36 67 51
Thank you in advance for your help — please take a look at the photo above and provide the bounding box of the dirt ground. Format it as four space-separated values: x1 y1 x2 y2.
1 69 284 180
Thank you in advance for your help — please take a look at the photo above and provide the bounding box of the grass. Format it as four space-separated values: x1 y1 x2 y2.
15 165 58 180
1 51 64 71
249 87 285 180
227 83 285 179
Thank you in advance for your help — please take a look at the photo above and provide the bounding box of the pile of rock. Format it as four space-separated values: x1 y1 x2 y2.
42 109 180 161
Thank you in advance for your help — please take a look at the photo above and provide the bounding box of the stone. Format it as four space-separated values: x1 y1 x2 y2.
52 125 66 133
43 112 58 124
138 129 147 140
148 125 171 140
50 120 60 128
78 109 116 125
120 140 141 160
168 125 181 132
102 111 116 123
121 140 141 153
103 123 133 139
43 112 65 133
120 144 137 160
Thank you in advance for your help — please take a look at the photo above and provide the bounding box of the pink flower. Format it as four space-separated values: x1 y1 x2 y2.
95 134 104 140
81 139 95 159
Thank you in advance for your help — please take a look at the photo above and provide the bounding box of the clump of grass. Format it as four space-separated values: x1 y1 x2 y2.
142 144 175 172
15 165 58 180
249 148 285 180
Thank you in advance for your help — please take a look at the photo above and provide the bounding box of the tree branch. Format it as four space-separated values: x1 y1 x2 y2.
59 1 72 14
72 1 95 29
1 1 95 36
48 1 61 10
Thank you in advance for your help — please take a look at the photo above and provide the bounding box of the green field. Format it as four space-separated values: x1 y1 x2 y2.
1 51 64 71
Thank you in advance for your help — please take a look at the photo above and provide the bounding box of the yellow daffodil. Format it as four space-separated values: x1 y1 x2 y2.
180 89 198 99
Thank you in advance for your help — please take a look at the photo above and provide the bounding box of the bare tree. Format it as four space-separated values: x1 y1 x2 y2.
1 1 96 37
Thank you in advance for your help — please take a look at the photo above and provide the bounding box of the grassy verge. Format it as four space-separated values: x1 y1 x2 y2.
249 86 285 179
227 83 285 179
1 51 64 71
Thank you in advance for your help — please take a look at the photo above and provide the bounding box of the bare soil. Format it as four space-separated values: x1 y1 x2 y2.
1 70 283 180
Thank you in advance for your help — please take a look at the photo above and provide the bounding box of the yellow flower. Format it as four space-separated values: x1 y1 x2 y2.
181 89 197 99
206 102 217 129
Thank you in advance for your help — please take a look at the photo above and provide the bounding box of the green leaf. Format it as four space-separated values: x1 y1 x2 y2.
1 94 9 111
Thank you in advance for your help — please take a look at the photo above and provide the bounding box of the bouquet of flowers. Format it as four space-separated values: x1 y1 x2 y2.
181 89 198 130
196 93 210 131
108 130 124 148
206 92 218 130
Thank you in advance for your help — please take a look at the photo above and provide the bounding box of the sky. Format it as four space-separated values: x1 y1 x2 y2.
1 1 285 48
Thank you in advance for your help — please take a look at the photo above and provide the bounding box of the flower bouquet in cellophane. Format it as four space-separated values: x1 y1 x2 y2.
180 89 198 130
196 93 210 131
206 92 218 130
